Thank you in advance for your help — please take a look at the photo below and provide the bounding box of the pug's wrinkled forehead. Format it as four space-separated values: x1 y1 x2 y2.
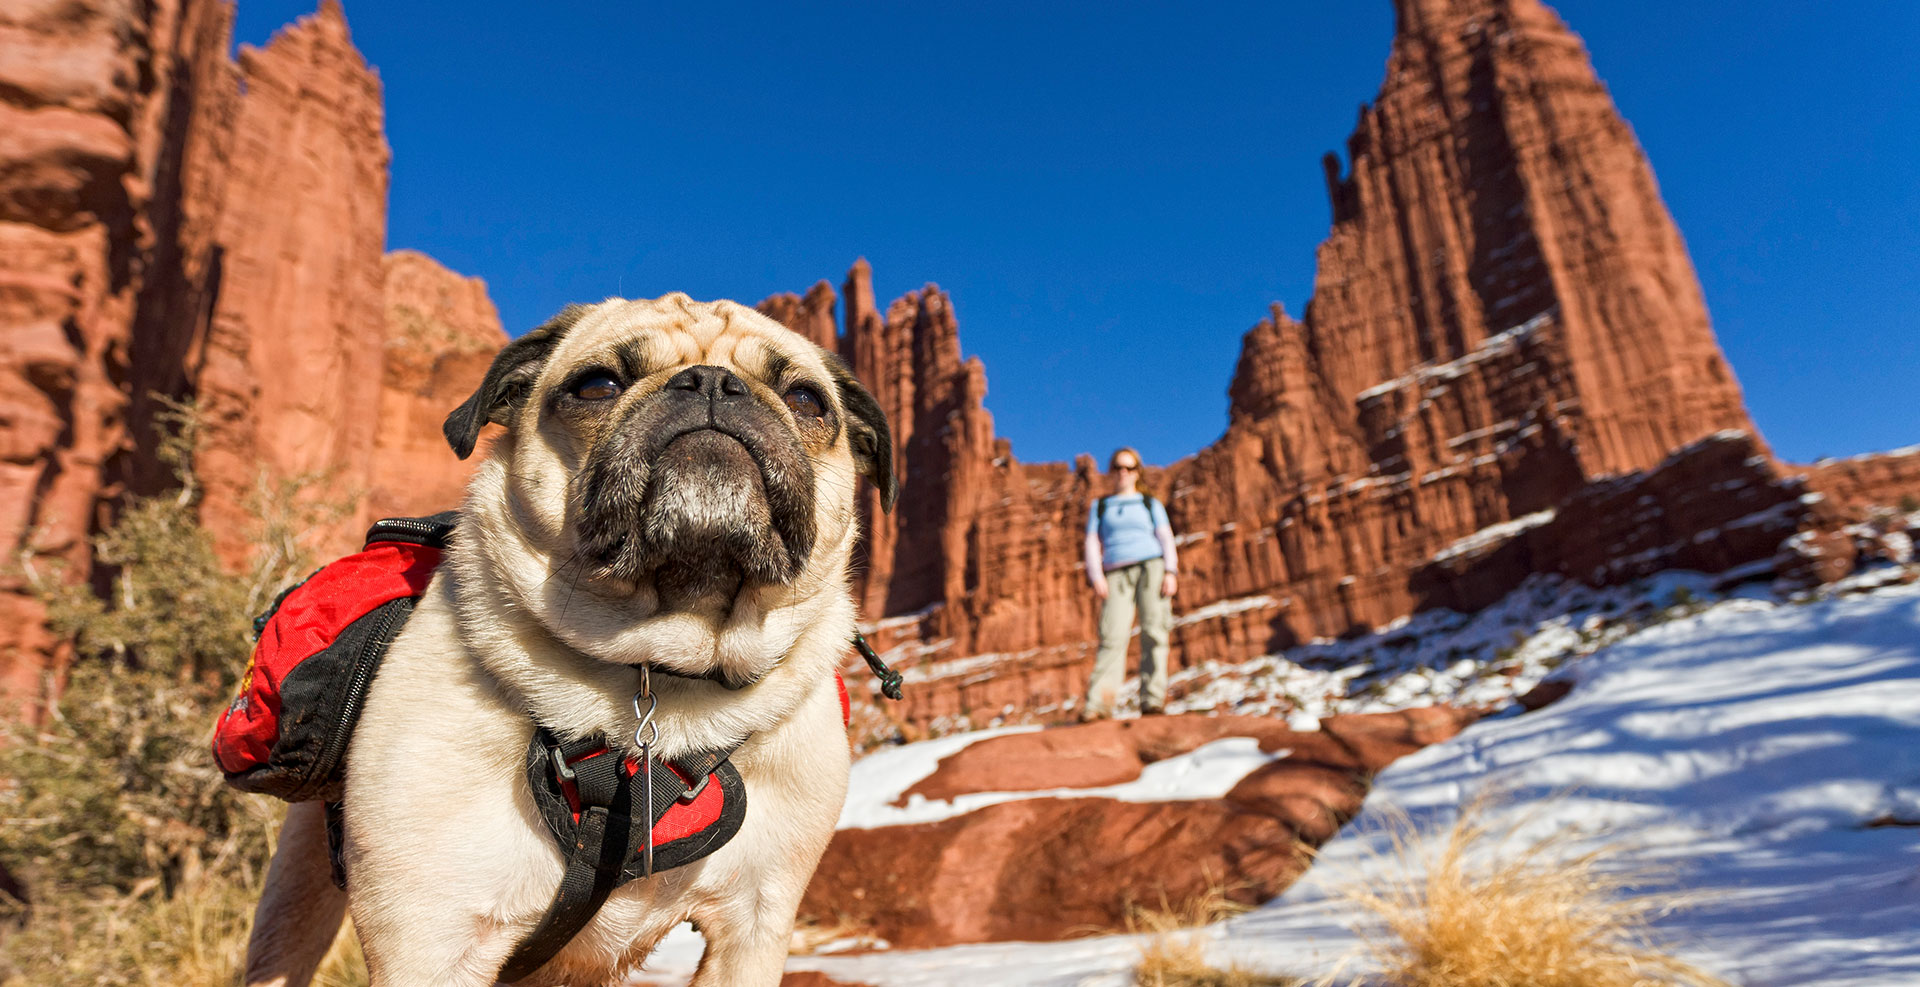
552 295 830 387
533 297 845 463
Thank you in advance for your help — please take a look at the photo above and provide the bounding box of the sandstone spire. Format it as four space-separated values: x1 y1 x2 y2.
0 3 498 704
755 280 838 351
1321 0 1754 477
192 2 393 560
0 0 239 704
2 0 1896 729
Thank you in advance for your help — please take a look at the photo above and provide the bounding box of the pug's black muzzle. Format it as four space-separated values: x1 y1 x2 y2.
575 365 816 602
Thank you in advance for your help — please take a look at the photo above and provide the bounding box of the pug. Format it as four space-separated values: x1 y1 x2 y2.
242 295 895 987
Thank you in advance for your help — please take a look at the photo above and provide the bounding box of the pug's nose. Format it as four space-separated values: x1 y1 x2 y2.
666 365 749 401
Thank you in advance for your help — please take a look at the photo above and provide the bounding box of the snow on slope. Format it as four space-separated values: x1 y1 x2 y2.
1093 570 1739 728
771 575 1920 987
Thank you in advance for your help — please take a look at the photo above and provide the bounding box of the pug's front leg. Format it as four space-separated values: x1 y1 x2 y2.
686 908 800 987
340 590 564 985
685 837 833 987
345 843 525 987
345 838 537 987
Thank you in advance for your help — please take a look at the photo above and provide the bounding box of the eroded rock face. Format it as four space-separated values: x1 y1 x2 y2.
802 707 1478 946
1799 448 1920 514
191 2 391 562
4 0 1906 720
370 251 509 517
0 0 238 705
766 0 1874 733
0 2 496 705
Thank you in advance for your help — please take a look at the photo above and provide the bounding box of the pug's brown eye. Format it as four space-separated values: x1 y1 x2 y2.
783 385 826 418
570 371 622 401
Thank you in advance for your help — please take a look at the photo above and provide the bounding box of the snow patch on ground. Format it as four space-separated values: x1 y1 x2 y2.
776 575 1920 987
1158 569 1743 727
842 734 1290 829
836 725 1039 828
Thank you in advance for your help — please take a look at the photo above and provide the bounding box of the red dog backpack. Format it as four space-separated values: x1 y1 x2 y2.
212 512 457 802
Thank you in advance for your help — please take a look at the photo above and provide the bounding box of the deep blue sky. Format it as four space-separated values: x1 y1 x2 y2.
236 2 1918 467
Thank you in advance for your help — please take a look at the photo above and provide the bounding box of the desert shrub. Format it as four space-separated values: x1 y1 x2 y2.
1899 494 1919 515
1335 795 1730 987
0 399 361 985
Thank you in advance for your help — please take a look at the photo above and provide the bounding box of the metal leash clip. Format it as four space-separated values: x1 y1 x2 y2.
632 665 658 878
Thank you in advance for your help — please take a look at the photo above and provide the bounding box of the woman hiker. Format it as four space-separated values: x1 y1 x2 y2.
1082 446 1179 719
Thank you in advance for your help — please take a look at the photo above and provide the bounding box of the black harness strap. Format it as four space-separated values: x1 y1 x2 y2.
500 730 749 981
499 740 629 982
1098 491 1158 524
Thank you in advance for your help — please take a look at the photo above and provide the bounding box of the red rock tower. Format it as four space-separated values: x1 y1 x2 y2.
192 1 393 560
1313 0 1755 477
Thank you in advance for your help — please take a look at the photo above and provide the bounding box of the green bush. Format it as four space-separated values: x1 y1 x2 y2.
0 399 350 985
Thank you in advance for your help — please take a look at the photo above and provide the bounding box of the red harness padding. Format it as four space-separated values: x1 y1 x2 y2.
551 750 726 840
503 670 858 980
561 672 849 842
533 670 853 859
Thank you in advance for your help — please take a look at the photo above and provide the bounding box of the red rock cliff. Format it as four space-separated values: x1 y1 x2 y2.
370 250 509 515
192 1 393 561
4 0 1904 722
0 0 238 704
0 2 494 707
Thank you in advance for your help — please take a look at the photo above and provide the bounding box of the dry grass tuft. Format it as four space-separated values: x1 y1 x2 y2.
1334 794 1730 987
0 826 368 987
1129 884 1301 987
788 912 885 955
1136 936 1303 987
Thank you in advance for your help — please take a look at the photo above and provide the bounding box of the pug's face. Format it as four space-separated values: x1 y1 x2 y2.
444 295 893 686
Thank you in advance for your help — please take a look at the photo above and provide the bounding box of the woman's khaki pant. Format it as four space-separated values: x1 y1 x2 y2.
1086 556 1171 716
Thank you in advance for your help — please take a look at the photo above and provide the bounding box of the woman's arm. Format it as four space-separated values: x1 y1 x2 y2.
1153 504 1179 598
1085 530 1108 597
1154 524 1179 575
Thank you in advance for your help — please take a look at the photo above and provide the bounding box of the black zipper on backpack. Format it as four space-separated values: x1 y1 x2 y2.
365 514 457 547
303 597 411 800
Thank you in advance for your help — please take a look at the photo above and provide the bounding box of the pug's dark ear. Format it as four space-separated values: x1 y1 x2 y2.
443 304 589 459
825 354 896 512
